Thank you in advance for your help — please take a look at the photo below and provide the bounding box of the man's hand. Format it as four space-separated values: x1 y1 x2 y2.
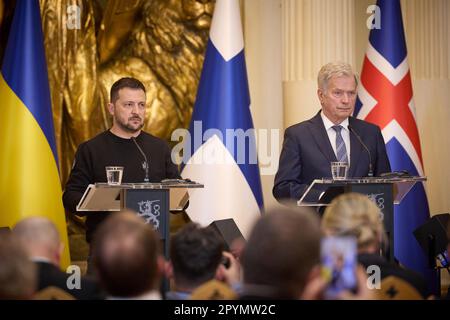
218 251 241 287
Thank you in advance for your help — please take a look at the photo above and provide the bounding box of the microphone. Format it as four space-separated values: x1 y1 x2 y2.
348 124 373 177
131 137 150 182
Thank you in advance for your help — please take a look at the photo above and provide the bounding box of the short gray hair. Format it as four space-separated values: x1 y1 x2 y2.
0 233 37 299
317 62 358 91
13 217 60 253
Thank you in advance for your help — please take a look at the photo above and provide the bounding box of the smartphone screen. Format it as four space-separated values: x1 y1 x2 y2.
321 236 358 298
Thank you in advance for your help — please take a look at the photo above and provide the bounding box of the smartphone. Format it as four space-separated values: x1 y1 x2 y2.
321 236 357 298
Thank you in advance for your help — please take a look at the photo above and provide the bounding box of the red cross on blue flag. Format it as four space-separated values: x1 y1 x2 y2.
354 0 436 293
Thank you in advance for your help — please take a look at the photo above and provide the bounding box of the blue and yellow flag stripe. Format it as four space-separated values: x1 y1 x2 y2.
0 0 70 268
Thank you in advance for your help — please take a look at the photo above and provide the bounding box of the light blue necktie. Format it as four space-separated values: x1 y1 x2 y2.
332 125 348 163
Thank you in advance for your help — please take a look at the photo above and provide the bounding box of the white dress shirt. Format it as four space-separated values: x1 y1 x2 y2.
320 112 351 166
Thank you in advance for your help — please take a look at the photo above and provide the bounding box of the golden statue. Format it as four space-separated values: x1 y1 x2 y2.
0 1 4 26
35 0 214 261
39 0 214 185
0 0 214 263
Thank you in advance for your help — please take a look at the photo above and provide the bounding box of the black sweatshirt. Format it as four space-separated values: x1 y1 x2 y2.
63 130 181 242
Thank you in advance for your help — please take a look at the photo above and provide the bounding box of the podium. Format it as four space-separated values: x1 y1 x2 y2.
297 176 427 262
76 181 204 258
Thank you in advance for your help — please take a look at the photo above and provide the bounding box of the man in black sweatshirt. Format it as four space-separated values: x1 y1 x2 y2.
63 77 181 250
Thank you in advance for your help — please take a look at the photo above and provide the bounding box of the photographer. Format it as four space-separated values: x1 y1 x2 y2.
165 223 241 299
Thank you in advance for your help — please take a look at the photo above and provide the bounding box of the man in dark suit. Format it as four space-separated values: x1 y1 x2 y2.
13 217 103 299
273 62 391 202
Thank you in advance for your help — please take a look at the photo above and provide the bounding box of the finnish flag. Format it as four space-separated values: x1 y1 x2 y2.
181 0 263 238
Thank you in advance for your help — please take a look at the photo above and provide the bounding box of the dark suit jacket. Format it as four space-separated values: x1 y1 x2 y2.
36 261 104 300
273 112 391 201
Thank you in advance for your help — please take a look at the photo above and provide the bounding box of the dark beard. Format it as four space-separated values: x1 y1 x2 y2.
117 118 144 133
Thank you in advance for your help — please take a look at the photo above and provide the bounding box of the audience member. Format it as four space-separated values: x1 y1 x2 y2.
240 207 323 299
240 206 372 300
0 232 36 299
13 217 102 300
166 222 240 300
322 192 428 298
92 211 162 299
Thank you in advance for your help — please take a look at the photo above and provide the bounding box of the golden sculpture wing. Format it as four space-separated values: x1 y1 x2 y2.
0 0 4 26
41 0 100 185
95 0 214 141
97 0 142 65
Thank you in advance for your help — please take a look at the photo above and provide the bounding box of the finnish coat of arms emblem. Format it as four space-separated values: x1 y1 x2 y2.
137 200 161 229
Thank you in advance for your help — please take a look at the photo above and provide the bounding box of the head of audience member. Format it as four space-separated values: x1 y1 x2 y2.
168 222 225 293
322 193 384 254
13 217 63 267
241 207 322 299
0 232 37 299
92 211 161 298
317 61 358 125
108 77 147 138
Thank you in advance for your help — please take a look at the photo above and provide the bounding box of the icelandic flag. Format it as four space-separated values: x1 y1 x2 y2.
0 0 70 268
180 0 263 238
355 0 436 293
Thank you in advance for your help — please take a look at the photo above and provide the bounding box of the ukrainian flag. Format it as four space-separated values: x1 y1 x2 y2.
0 0 70 268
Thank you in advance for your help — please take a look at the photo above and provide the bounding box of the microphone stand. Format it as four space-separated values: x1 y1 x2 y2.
131 137 150 183
348 125 373 177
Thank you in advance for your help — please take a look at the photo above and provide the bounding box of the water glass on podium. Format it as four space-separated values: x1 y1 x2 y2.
331 162 348 180
106 166 124 185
